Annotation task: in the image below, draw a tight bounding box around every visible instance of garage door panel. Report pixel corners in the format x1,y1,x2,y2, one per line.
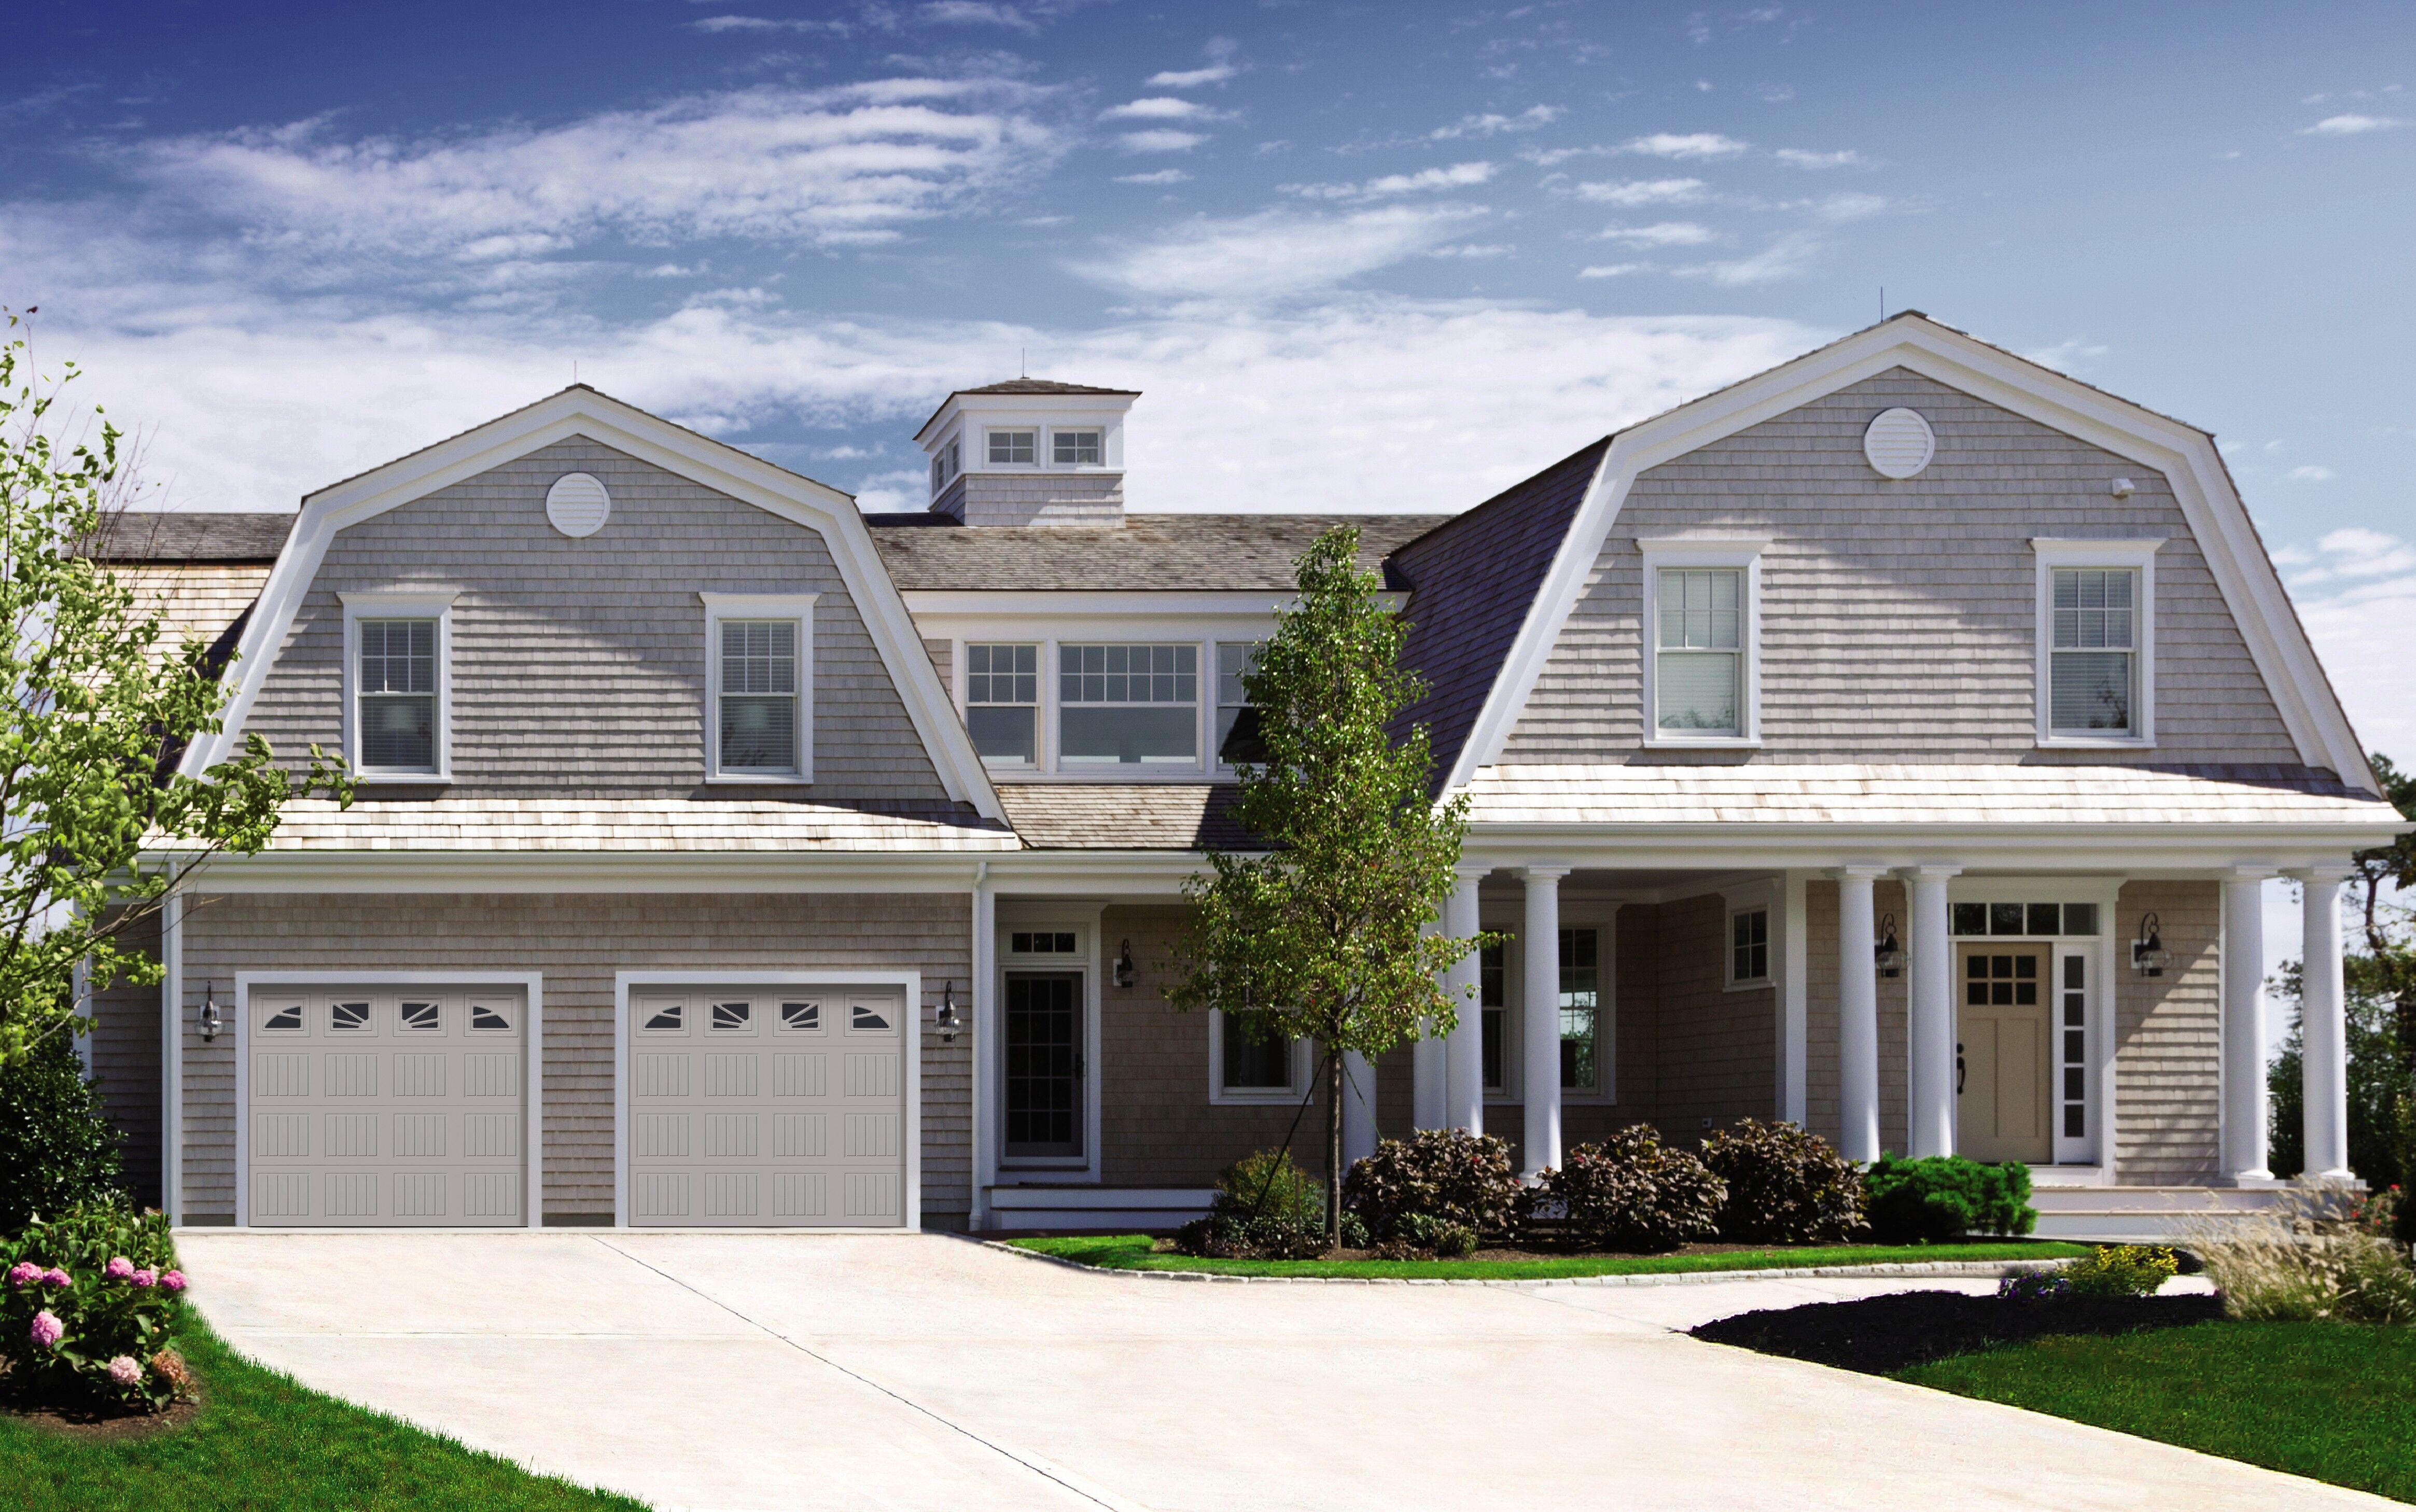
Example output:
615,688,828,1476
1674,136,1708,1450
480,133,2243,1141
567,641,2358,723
247,989,526,1228
628,986,904,1228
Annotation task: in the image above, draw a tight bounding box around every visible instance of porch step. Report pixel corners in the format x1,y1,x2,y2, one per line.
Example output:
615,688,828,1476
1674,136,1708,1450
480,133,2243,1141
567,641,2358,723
2028,1184,2286,1242
983,1185,1214,1233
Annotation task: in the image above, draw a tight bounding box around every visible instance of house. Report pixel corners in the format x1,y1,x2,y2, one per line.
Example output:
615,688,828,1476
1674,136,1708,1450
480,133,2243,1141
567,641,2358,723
87,312,2408,1239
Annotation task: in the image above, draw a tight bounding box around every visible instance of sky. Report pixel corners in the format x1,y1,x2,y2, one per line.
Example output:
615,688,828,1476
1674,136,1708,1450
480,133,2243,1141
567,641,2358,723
7,0,2408,1035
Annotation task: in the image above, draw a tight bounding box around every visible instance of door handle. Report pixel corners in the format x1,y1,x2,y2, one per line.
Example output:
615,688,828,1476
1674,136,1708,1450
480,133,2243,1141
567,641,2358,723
1956,1042,1966,1096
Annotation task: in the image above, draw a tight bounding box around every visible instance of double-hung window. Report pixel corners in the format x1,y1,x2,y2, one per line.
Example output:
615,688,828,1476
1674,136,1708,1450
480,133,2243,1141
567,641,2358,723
967,643,1040,765
1639,538,1764,745
1729,907,1770,987
1052,429,1102,466
2032,539,2158,745
343,592,453,779
1558,927,1602,1093
1215,641,1264,766
988,429,1035,465
702,594,816,781
1059,643,1198,766
1212,1007,1306,1102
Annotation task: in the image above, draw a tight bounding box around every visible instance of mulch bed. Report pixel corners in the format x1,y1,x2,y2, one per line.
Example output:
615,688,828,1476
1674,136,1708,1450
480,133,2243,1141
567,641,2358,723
1692,1291,2226,1375
1,1392,198,1442
1140,1237,2078,1264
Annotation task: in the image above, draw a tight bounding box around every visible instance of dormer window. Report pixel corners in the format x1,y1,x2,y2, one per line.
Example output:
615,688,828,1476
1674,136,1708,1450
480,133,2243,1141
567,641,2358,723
930,438,961,498
1053,429,1102,466
341,591,455,781
988,430,1036,466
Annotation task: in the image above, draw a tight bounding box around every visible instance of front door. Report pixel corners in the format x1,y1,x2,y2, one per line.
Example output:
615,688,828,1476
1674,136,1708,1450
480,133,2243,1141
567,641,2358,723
1957,947,2052,1164
1003,971,1083,1158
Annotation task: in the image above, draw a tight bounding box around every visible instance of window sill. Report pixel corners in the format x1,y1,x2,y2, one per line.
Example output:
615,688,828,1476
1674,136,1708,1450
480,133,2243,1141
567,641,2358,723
1211,1089,1312,1107
703,772,815,785
1642,735,1761,750
353,771,452,786
1724,978,1773,993
2034,735,2154,750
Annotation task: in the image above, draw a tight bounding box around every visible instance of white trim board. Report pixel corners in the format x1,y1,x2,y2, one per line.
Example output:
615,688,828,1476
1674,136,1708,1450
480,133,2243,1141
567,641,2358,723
1445,313,2379,793
180,387,1005,822
612,969,923,1231
230,971,544,1230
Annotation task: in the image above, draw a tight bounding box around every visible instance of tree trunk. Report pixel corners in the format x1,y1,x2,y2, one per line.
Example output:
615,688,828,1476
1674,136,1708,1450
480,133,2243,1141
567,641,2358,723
1326,1051,1344,1250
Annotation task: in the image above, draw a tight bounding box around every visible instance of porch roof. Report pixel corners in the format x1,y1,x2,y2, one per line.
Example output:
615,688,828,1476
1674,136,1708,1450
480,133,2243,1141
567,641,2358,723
235,796,1019,851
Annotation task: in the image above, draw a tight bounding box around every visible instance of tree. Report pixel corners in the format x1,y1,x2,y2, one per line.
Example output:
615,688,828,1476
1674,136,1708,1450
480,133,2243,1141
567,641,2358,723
2267,959,2403,1187
0,316,348,1066
2348,753,2416,1078
1167,525,1489,1247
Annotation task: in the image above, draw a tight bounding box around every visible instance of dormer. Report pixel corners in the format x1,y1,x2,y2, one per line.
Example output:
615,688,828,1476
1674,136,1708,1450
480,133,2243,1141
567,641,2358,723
913,379,1139,527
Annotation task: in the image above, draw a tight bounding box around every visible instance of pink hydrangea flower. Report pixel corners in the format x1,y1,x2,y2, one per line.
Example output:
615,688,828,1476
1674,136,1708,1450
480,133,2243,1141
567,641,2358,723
131,1268,158,1289
43,1268,69,1288
161,1270,187,1293
29,1310,63,1349
105,1355,142,1387
5,1262,36,1287
105,1256,134,1280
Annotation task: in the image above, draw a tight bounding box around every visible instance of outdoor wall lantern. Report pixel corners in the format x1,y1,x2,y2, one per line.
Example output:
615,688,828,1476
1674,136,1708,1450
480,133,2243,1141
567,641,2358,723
1874,914,1904,978
933,982,962,1043
198,983,225,1043
1113,940,1136,990
2132,913,2172,978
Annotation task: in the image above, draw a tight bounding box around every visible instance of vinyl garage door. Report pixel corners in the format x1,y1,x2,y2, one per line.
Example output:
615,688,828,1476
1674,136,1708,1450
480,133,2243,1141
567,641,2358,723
627,986,905,1227
247,986,528,1227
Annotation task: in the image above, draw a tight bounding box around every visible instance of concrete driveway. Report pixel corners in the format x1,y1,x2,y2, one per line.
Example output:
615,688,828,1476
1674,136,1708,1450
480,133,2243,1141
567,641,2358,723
180,1231,2385,1512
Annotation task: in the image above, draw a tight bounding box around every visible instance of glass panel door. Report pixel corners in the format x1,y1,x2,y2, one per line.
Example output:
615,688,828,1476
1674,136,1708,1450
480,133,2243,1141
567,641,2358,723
1003,971,1083,1158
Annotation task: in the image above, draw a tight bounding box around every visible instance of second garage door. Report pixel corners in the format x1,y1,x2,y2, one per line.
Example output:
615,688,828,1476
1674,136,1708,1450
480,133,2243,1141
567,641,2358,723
626,985,906,1227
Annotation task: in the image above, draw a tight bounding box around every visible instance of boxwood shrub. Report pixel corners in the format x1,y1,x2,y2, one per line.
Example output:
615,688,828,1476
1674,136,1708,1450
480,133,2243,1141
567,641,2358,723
0,1031,129,1234
1341,1129,1522,1240
1700,1119,1866,1243
1863,1154,2035,1243
1537,1125,1726,1253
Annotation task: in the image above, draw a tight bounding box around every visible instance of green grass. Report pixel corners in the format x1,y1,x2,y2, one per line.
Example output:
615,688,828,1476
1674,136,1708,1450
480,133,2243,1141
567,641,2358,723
1,1318,649,1512
1902,1321,2416,1503
1010,1233,2090,1280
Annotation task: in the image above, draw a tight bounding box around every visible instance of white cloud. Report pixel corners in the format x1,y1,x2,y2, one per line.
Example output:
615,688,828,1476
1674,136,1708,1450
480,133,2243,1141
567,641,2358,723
1573,177,1705,206
1679,230,1822,286
1775,147,1865,169
1099,97,1219,121
690,15,850,34
2289,465,2336,481
1280,161,1495,202
1113,168,1191,185
2301,114,2404,136
1620,132,1750,160
1811,191,1887,221
2282,528,2416,756
919,1,1038,32
1068,204,1487,299
1430,106,1562,140
1595,221,1717,247
1118,129,1206,153
2023,338,2109,371
1578,263,1648,278
1428,242,1513,259
1148,64,1238,88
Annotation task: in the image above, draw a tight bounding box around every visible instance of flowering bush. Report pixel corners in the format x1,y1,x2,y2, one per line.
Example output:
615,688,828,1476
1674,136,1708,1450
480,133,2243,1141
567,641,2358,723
1996,1271,2072,1303
2064,1244,2180,1298
0,1206,187,1412
1341,1130,1523,1241
1535,1125,1727,1252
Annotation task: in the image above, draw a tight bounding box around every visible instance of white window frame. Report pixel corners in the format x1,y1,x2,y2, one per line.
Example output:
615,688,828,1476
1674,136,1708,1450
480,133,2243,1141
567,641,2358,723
700,592,818,783
339,591,457,783
1725,905,1773,990
965,641,1043,770
1053,640,1205,771
930,430,962,499
1213,639,1262,776
985,427,1038,467
1479,922,1521,1104
1637,537,1767,749
1206,1008,1317,1105
1555,915,1616,1104
2031,538,2161,749
1050,427,1105,468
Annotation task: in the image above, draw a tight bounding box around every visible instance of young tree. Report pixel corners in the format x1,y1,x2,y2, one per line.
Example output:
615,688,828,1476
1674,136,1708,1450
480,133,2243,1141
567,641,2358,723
0,316,348,1067
1167,525,1489,1247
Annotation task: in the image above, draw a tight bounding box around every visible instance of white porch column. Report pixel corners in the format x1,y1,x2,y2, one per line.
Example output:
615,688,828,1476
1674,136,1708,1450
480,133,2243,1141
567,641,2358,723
1444,862,1489,1135
1342,1049,1378,1170
1833,866,1885,1164
1904,865,1961,1159
969,869,998,1229
1413,917,1445,1129
2221,868,2273,1183
1520,866,1570,1177
2294,866,2354,1181
160,876,183,1226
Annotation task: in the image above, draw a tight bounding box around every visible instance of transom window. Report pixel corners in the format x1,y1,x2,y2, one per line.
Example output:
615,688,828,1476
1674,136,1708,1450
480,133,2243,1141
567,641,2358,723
988,429,1036,465
358,619,437,772
967,643,1039,765
719,620,799,774
1951,902,2101,937
1059,643,1198,765
1011,931,1078,955
1729,908,1770,986
1053,429,1102,466
2050,568,2137,735
1655,568,1742,734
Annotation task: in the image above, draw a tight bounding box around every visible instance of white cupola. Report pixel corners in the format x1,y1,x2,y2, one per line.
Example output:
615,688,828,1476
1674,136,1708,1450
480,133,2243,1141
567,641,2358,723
912,379,1139,527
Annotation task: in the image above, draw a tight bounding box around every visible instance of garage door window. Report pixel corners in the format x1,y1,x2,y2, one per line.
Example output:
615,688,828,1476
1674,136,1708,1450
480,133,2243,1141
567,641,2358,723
261,1001,304,1033
400,1001,441,1033
470,1001,513,1033
850,1002,892,1032
780,1000,822,1032
641,1001,682,1032
711,1000,754,1032
331,1000,372,1033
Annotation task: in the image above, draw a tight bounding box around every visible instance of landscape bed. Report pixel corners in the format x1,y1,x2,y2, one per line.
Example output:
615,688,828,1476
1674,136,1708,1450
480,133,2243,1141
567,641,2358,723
1008,1234,2091,1280
0,1318,645,1512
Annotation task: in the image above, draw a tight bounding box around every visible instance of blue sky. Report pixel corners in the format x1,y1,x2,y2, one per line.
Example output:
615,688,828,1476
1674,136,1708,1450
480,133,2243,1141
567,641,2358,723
7,0,2412,756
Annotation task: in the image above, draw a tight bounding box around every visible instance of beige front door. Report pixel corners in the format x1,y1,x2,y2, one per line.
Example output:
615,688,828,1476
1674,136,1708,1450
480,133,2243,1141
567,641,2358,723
1957,947,2051,1164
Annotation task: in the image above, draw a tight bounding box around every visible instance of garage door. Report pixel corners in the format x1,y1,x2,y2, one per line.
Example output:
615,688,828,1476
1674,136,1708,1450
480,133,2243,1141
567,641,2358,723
627,986,905,1227
247,987,527,1227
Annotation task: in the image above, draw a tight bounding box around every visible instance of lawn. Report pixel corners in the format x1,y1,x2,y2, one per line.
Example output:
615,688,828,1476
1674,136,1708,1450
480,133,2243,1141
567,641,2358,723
1902,1321,2416,1504
1010,1233,2090,1280
1,1318,649,1512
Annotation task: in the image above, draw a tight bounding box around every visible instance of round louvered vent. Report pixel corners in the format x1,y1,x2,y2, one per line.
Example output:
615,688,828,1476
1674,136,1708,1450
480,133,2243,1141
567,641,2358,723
1862,408,1936,479
545,472,611,537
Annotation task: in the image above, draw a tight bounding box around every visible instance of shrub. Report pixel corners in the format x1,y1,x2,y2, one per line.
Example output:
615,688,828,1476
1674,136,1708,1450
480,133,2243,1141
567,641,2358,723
1209,1147,1324,1228
1863,1155,2035,1243
1700,1119,1865,1243
1537,1125,1726,1253
0,1032,129,1234
2195,1183,2416,1324
2064,1244,2180,1298
1337,1210,1370,1250
1433,1222,1478,1259
1342,1130,1522,1240
1996,1271,2072,1303
1171,1211,1326,1261
0,1205,186,1412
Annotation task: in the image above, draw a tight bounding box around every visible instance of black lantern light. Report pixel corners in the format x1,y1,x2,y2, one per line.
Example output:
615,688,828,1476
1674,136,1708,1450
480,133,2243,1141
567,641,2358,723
198,981,225,1043
2132,912,2172,977
1113,939,1136,989
933,981,962,1042
1874,913,1904,978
